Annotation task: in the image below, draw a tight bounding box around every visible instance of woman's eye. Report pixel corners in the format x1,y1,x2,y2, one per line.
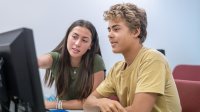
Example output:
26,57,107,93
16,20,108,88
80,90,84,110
82,39,88,43
73,36,78,39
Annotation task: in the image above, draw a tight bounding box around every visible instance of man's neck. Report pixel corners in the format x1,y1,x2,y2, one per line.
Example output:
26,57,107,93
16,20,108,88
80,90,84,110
123,44,143,66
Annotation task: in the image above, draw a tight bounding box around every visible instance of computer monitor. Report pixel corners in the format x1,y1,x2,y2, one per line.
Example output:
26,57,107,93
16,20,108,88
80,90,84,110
0,28,45,112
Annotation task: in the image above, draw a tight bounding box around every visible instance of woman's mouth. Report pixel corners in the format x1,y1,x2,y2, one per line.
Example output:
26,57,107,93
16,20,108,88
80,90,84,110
72,48,80,53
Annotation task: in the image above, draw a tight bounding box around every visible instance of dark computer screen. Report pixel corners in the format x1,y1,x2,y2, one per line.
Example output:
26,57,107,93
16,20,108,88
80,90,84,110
0,28,45,112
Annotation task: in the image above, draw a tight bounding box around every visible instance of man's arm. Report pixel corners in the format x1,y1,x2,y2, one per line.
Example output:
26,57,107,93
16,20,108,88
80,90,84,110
83,90,126,112
83,91,102,112
125,92,158,112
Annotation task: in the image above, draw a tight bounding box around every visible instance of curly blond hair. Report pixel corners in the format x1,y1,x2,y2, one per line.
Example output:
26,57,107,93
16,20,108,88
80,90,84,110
104,3,147,43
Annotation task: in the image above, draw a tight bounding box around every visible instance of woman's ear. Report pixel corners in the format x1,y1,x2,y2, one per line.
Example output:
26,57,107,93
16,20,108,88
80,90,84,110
88,43,92,50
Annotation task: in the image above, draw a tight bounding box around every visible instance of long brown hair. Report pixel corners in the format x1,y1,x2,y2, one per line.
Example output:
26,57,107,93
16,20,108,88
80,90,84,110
44,20,102,100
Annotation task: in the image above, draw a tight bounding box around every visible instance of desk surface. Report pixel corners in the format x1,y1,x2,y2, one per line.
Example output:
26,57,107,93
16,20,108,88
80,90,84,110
49,109,83,112
67,110,83,112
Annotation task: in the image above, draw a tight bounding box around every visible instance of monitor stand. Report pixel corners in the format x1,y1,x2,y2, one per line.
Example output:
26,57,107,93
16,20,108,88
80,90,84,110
0,57,32,112
0,57,10,112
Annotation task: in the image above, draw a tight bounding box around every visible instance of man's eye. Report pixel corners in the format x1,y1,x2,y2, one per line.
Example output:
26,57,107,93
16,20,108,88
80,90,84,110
114,28,119,31
108,28,111,32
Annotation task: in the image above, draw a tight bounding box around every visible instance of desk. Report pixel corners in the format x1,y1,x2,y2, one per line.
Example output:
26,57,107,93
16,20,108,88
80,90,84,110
67,110,83,112
49,109,83,112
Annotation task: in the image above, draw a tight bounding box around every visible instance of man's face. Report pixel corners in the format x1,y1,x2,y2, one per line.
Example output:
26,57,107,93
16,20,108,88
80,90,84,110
107,19,137,54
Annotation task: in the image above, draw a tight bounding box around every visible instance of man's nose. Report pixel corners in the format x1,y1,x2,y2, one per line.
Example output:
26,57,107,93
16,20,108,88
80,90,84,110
108,31,114,39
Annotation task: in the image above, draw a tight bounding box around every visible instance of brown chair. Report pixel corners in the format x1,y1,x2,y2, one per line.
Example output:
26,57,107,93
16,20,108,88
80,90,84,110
173,64,200,81
175,79,200,112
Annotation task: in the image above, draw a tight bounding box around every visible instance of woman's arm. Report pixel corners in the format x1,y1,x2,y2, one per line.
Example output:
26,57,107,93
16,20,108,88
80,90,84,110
93,71,105,91
45,71,105,110
45,100,83,110
37,54,53,69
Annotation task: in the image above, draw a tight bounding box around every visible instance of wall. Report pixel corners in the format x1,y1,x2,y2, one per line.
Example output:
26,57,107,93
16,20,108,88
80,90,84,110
0,0,199,96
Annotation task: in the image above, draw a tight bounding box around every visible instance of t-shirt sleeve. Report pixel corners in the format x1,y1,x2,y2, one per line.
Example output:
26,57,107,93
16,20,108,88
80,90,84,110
135,59,166,95
96,67,116,97
49,52,60,75
93,54,106,73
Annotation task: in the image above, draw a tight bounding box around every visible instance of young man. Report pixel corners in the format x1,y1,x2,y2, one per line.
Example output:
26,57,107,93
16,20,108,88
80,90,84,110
83,3,181,112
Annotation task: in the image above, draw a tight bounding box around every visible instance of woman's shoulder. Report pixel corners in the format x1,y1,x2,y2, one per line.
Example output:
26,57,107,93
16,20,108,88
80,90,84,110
49,52,61,60
49,52,60,70
49,51,60,57
93,54,106,72
94,54,103,60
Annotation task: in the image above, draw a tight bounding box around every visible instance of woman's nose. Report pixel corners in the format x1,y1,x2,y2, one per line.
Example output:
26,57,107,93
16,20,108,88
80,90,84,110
75,39,81,47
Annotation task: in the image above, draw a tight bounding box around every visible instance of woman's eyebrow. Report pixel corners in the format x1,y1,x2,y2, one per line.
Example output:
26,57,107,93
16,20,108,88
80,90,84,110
72,32,79,36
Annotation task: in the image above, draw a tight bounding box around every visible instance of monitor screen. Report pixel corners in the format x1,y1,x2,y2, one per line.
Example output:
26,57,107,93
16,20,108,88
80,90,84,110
0,28,45,112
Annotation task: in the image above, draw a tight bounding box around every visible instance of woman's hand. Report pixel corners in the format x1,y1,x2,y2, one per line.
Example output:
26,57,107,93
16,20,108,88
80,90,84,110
44,100,56,109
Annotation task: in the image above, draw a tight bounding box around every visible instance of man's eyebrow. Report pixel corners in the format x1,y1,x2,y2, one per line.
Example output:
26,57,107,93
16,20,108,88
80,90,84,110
107,25,120,30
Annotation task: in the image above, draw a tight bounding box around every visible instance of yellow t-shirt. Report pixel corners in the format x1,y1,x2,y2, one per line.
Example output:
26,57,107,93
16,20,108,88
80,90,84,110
96,47,181,112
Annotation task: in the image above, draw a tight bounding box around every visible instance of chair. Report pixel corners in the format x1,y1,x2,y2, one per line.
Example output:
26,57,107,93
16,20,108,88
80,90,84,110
157,49,165,55
108,95,119,101
173,65,200,81
175,79,200,112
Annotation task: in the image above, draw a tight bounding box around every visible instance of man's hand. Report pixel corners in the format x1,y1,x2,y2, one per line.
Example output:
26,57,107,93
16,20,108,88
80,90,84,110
97,98,126,112
84,90,126,112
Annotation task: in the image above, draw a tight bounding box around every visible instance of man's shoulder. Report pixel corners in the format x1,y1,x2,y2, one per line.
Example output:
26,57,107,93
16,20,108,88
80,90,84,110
140,47,166,61
114,61,124,66
112,61,125,70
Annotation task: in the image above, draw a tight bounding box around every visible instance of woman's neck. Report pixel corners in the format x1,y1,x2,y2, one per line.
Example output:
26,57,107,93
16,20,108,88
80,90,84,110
70,57,81,67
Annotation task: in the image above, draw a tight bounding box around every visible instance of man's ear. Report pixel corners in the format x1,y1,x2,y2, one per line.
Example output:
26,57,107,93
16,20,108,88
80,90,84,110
133,28,141,38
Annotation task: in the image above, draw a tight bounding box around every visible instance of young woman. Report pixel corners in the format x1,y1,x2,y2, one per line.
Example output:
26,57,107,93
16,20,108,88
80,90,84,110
38,20,105,110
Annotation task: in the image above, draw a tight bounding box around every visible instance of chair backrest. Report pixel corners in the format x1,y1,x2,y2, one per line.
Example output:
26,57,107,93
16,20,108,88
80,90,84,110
108,95,119,101
157,49,165,55
175,79,200,112
173,65,200,81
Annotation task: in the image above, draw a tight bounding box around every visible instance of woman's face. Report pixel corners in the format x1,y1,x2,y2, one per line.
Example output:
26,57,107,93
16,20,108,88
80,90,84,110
67,26,92,59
